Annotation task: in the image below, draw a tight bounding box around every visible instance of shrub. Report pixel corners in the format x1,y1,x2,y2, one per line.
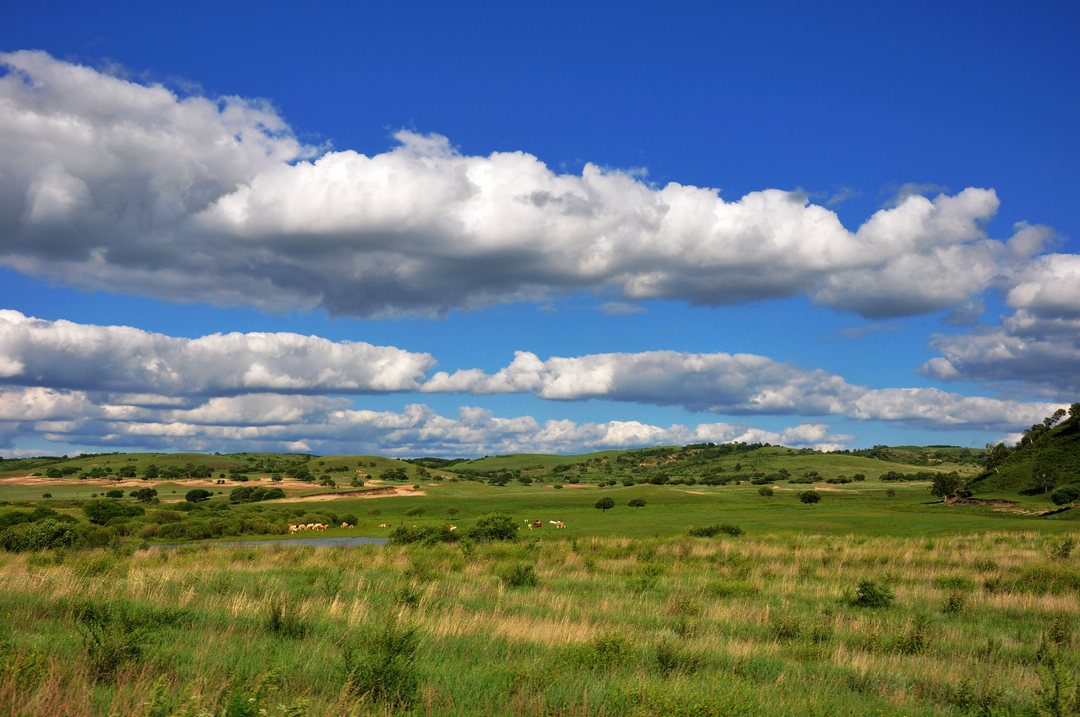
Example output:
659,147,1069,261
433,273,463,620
265,598,306,639
344,615,422,709
467,513,517,541
404,506,424,517
388,525,458,545
75,600,150,683
942,591,966,615
687,523,744,537
105,489,124,499
573,633,633,669
628,498,646,507
595,497,615,512
498,563,538,588
1050,538,1076,561
758,486,774,497
1050,486,1079,506
654,638,703,675
799,491,821,504
82,499,143,525
849,579,894,608
894,614,931,654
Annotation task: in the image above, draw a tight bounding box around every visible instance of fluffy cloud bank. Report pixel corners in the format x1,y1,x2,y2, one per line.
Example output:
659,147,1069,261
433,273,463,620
0,386,851,455
1,312,1059,433
0,310,433,396
921,310,1080,396
0,311,1062,456
1,51,1069,319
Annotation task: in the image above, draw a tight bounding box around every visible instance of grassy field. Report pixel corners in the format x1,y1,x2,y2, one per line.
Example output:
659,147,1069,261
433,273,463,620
1,529,1077,715
1,446,1077,714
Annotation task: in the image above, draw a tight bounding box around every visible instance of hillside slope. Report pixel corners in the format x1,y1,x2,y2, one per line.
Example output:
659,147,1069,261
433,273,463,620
968,404,1080,500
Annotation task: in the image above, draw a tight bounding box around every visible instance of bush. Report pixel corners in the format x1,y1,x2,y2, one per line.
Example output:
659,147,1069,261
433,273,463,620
687,523,744,537
799,491,821,504
498,563,538,588
105,489,124,499
628,498,646,507
849,579,894,608
573,633,633,669
82,499,143,526
595,497,615,512
467,513,517,541
388,525,457,545
344,615,422,709
1050,486,1079,506
758,486,774,497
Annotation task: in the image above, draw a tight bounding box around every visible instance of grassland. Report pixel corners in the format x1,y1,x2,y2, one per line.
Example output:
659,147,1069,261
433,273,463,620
0,445,1077,714
1,529,1078,715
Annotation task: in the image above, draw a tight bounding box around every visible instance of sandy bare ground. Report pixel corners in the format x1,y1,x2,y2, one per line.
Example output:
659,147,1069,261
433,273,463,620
0,475,381,494
278,486,425,502
770,485,860,493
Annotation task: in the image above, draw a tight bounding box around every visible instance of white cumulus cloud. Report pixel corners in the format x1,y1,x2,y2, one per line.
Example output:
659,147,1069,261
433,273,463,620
1,52,1070,320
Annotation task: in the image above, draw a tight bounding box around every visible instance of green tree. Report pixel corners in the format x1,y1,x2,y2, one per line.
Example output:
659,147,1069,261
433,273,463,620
130,488,158,503
1032,463,1057,494
930,473,962,499
595,497,615,512
799,491,821,504
185,489,212,503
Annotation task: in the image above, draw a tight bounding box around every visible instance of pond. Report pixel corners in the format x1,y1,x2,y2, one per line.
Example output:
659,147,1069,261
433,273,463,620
149,536,388,549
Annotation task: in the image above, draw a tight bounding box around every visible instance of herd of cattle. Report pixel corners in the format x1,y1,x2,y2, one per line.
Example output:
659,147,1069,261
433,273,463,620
288,522,355,533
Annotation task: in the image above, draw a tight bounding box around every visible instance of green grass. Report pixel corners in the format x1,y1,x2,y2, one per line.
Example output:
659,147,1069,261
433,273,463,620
1,529,1077,715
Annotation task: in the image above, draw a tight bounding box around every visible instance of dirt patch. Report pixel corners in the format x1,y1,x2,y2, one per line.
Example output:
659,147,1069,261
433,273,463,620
278,486,425,502
946,497,1018,507
772,485,860,493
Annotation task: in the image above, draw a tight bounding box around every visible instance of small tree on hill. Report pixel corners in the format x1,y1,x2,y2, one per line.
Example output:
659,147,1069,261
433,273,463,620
1032,463,1057,494
595,497,615,512
799,491,820,504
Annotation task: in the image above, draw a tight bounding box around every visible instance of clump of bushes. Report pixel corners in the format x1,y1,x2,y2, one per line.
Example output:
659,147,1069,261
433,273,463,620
687,523,743,538
628,498,646,507
388,525,458,546
228,486,285,503
799,491,821,504
467,513,517,541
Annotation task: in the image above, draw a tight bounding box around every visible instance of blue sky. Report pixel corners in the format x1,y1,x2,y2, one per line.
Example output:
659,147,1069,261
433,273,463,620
0,1,1076,457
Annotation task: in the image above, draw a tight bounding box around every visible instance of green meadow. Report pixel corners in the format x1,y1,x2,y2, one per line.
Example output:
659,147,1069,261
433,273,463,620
0,444,1077,714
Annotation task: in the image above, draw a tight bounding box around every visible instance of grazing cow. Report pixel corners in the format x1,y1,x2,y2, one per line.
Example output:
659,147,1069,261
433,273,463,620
379,523,390,528
315,523,327,531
